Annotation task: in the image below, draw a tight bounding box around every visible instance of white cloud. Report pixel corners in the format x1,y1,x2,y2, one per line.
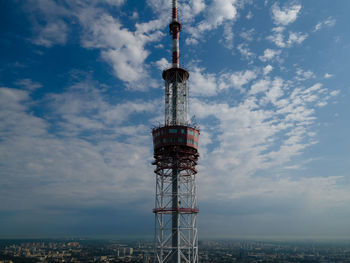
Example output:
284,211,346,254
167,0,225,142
154,43,164,49
186,37,199,45
2,77,343,220
0,82,157,214
263,65,273,75
240,28,255,42
32,20,68,47
103,101,157,125
330,90,340,97
324,73,333,79
191,0,206,14
296,69,315,81
26,0,71,47
11,0,350,237
14,79,42,91
190,67,218,96
271,3,302,26
103,0,125,6
189,67,258,96
220,23,234,49
259,48,281,62
0,88,31,116
186,0,239,42
267,28,308,48
314,17,336,32
26,0,164,90
190,75,341,210
207,0,238,28
220,70,257,92
146,0,170,19
28,0,129,47
48,81,158,129
131,11,139,20
181,0,206,22
267,27,285,47
246,10,253,20
237,43,255,61
286,31,308,46
155,58,170,70
248,78,273,95
78,10,163,90
101,48,148,85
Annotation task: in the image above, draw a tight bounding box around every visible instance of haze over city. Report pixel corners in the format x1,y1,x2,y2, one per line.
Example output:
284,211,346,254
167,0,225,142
1,0,350,241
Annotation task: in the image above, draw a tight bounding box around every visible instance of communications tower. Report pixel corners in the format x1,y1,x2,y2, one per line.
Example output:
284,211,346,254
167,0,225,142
152,0,200,262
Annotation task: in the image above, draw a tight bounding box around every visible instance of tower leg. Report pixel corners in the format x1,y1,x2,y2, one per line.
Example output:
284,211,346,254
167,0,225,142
171,166,180,263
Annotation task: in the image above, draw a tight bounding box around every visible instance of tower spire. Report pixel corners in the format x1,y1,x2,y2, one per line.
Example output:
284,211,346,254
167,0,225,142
170,0,181,68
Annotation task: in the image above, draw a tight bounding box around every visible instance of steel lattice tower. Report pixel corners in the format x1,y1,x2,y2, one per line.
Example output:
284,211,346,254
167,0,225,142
152,1,199,262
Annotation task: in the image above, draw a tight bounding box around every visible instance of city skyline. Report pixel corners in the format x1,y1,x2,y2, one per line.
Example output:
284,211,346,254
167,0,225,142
1,0,350,239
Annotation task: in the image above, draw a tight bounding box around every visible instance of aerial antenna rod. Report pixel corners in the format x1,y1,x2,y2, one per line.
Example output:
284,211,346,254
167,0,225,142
170,0,181,68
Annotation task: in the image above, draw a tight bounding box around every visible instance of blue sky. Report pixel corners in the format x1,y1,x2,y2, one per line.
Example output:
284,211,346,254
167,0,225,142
1,0,350,239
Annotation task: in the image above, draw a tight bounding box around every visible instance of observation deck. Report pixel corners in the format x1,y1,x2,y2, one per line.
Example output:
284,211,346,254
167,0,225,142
152,125,199,150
